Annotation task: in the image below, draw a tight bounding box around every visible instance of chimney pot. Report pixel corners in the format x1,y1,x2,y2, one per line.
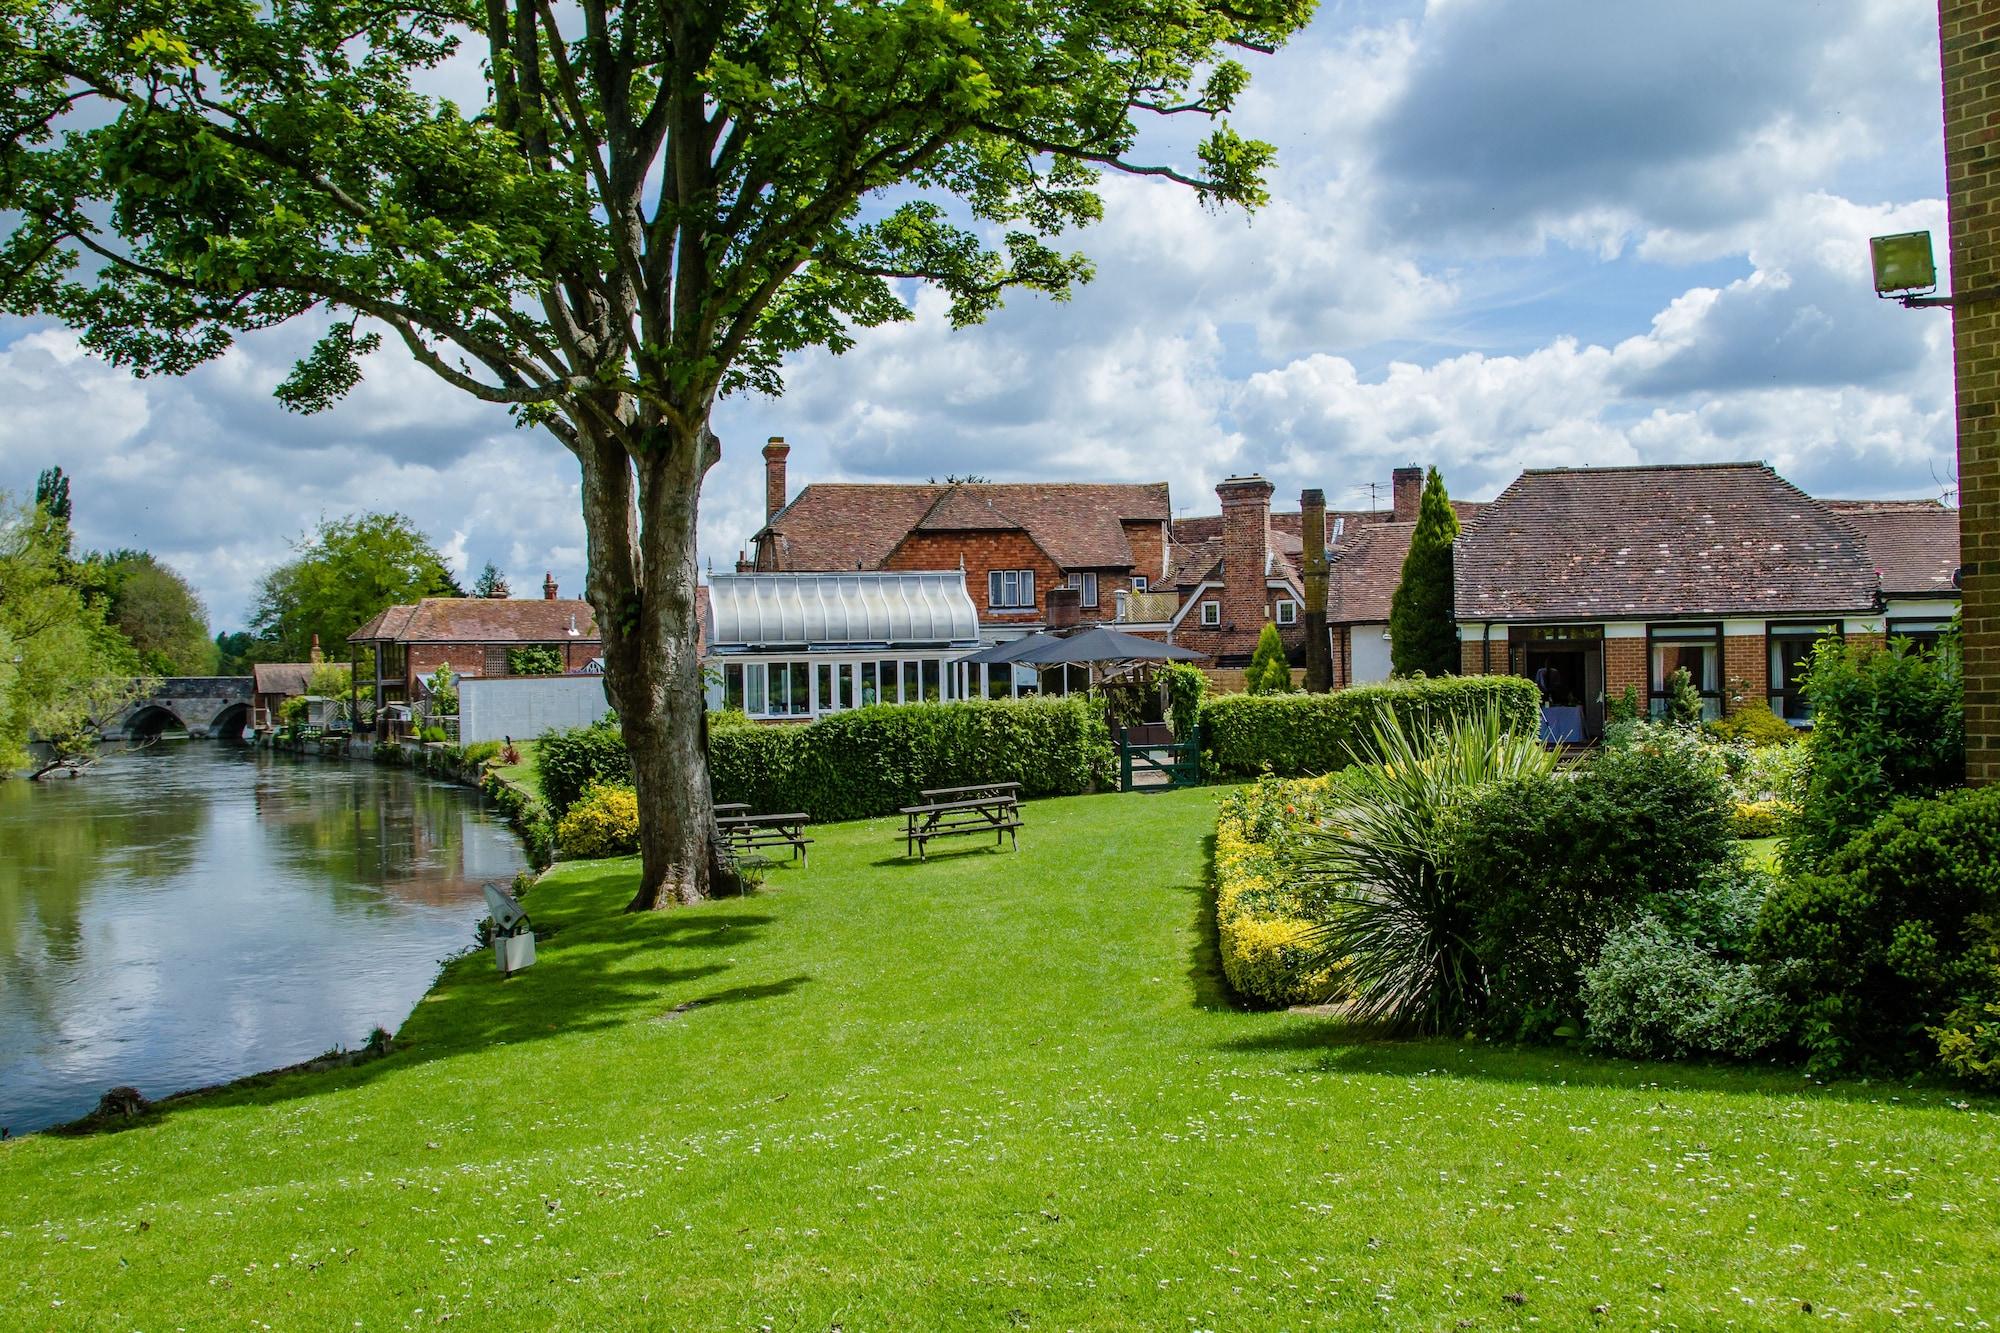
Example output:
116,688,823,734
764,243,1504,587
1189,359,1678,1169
1392,466,1425,522
1045,586,1082,629
543,571,558,600
763,436,791,522
734,549,753,575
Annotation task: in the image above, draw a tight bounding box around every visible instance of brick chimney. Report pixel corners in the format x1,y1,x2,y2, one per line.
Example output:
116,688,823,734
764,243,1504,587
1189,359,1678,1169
1217,474,1275,639
734,549,753,574
763,436,790,521
1392,465,1424,522
309,633,323,665
1045,585,1082,629
1300,488,1331,691
543,571,558,600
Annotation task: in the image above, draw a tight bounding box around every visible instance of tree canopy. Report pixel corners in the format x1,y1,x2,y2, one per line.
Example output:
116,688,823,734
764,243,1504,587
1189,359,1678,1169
0,0,1314,903
1389,467,1459,678
471,562,511,599
85,550,217,675
250,512,459,660
0,496,148,768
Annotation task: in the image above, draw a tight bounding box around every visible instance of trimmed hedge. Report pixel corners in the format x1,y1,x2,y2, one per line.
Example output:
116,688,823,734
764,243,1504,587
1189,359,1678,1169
1211,776,1347,1008
708,697,1112,822
1201,675,1541,777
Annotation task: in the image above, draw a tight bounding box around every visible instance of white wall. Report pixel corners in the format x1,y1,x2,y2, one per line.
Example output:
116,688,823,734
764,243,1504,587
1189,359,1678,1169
459,675,612,744
1351,622,1394,684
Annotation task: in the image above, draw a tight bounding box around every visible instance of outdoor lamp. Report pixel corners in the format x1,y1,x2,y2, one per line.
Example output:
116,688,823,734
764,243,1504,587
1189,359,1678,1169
1870,231,1937,296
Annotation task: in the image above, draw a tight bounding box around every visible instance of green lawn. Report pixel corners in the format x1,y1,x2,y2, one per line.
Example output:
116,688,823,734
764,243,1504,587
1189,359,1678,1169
4,788,1996,1329
487,737,539,793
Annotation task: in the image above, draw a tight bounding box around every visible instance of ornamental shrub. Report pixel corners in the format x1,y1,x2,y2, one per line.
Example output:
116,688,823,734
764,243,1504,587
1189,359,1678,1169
1581,916,1793,1061
1211,775,1350,1007
1387,466,1459,677
555,782,640,858
1162,662,1207,739
1933,993,2000,1091
1665,666,1704,728
1201,675,1538,777
1754,785,2000,1076
1455,733,1736,1040
1705,700,1797,748
508,644,564,676
536,716,631,816
1605,685,1642,726
1730,799,1784,839
1782,636,1962,874
1246,623,1292,695
460,739,502,766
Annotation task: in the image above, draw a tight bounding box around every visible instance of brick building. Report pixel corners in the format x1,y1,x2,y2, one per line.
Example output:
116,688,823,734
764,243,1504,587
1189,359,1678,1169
1451,463,1954,740
348,573,601,733
1940,0,1998,783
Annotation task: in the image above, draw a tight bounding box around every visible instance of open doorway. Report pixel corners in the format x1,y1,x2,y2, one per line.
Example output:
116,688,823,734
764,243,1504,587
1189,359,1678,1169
1508,627,1606,741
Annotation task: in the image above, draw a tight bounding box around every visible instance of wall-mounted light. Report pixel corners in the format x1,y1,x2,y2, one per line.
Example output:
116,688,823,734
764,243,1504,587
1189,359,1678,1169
1870,229,1999,309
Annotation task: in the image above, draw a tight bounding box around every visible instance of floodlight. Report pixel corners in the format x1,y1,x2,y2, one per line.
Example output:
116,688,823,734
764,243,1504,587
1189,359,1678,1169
1870,231,1937,297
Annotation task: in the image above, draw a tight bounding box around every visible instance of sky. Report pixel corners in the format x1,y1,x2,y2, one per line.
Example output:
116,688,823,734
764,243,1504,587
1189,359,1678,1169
0,0,1959,631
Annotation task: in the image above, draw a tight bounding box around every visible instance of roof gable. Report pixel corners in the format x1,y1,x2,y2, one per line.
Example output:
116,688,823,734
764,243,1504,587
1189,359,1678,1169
1455,463,1880,621
1827,501,1962,598
349,598,601,644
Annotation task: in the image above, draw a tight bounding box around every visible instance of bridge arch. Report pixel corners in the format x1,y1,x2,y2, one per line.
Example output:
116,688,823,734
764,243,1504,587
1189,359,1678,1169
124,704,189,740
210,701,251,743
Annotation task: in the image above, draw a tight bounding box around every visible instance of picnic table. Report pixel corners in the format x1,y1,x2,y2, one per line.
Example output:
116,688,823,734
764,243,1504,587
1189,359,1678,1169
718,809,812,865
899,782,1022,860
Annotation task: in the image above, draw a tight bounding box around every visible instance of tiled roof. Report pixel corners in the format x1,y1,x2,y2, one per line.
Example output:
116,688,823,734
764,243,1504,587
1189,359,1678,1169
761,482,1169,572
1166,539,1221,588
251,663,316,696
348,598,601,644
1826,501,1962,598
1326,521,1416,624
1454,463,1881,621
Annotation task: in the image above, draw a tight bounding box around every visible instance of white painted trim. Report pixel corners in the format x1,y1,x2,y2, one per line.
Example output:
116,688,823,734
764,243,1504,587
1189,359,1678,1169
1884,597,1959,619
1604,623,1645,639
1167,581,1223,630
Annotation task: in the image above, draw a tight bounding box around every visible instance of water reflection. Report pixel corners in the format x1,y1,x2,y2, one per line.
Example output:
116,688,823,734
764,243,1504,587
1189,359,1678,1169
0,746,525,1134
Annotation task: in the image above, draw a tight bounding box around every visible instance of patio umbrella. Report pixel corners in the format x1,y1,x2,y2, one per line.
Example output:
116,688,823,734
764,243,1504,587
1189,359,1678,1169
1006,625,1207,665
955,631,1062,666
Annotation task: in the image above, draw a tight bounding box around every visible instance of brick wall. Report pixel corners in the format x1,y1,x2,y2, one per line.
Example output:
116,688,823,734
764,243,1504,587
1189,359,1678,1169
1943,0,2000,783
406,640,600,693
1605,637,1647,707
1725,635,1769,716
1123,520,1169,585
883,530,1065,620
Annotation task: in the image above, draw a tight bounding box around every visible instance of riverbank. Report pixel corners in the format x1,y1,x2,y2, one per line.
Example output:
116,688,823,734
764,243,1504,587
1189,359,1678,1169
4,786,1996,1328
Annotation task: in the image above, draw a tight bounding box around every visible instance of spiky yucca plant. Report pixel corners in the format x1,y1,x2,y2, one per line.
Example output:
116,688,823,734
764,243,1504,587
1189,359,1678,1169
1291,704,1559,1033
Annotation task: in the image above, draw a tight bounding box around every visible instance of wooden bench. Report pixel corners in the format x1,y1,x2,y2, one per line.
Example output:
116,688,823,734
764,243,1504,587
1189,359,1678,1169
899,788,1021,860
718,811,813,865
919,781,1022,805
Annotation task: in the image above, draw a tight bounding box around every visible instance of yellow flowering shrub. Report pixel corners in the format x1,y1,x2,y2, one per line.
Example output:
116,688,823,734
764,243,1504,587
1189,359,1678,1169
555,782,640,859
1213,776,1348,1007
1730,799,1786,839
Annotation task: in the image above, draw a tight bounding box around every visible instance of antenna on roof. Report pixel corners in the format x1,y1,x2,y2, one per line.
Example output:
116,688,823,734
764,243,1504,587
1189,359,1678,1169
1349,481,1387,512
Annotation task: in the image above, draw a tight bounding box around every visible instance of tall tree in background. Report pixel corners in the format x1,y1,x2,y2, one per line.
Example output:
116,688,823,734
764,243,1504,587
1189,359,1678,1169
1,0,1311,907
0,496,146,769
1389,468,1460,678
32,466,70,560
472,563,512,599
87,550,216,675
250,513,458,661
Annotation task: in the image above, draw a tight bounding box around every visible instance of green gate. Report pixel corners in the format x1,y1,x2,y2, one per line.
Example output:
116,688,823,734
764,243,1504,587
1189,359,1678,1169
1119,727,1200,791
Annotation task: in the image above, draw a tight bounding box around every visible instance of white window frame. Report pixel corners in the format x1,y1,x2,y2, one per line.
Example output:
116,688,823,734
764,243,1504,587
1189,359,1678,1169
988,568,1036,609
1275,599,1298,626
1066,571,1099,608
1133,575,1148,593
1200,601,1221,627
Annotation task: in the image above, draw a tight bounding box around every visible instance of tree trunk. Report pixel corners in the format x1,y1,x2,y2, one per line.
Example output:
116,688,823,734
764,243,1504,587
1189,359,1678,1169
574,415,737,910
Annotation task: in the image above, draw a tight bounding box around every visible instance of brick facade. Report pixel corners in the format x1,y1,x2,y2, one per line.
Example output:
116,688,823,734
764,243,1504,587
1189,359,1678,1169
405,640,596,694
1123,519,1170,586
883,530,1079,622
1604,636,1647,707
1942,0,1999,783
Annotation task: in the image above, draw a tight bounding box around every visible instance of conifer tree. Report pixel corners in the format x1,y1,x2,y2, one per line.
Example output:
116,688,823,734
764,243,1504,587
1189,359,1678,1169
1389,468,1461,677
1247,622,1292,694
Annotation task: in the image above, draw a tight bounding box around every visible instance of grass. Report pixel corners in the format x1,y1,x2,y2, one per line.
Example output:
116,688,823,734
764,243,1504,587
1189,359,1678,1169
487,738,539,793
3,788,1996,1329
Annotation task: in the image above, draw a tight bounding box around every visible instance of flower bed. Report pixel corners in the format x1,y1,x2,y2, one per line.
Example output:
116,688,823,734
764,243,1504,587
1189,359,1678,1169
1212,776,1348,1008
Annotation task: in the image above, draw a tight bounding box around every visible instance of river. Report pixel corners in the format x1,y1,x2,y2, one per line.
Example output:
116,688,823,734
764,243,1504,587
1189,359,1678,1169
0,745,526,1135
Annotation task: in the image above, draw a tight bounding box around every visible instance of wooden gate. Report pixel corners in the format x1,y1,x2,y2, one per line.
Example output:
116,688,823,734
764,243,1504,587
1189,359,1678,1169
1119,726,1199,791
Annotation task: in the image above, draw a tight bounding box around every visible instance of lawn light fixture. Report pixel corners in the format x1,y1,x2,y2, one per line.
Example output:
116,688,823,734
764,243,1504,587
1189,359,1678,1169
484,881,537,975
1870,229,2000,308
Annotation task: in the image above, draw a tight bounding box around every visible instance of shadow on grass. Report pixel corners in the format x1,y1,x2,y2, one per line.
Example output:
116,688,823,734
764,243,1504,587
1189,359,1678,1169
1217,1022,1992,1108
53,860,804,1136
1183,833,1237,1013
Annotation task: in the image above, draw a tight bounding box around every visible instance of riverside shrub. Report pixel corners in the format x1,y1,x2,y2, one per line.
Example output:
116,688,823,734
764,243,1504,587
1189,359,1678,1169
1755,785,2000,1076
537,717,632,817
1201,675,1538,777
1211,775,1347,1007
555,782,640,858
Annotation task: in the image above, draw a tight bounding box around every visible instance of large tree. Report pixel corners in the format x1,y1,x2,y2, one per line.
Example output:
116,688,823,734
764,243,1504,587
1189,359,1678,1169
250,512,459,660
1,0,1312,907
86,549,218,675
1388,466,1459,678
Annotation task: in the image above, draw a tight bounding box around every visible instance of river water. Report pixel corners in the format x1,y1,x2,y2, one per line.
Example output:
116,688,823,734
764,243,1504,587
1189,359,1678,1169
0,745,526,1135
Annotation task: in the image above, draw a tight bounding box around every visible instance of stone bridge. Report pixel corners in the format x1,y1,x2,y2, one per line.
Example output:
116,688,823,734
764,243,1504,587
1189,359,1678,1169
103,677,254,741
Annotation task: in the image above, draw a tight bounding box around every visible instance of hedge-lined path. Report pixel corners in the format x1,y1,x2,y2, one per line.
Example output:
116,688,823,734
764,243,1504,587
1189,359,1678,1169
3,788,1997,1329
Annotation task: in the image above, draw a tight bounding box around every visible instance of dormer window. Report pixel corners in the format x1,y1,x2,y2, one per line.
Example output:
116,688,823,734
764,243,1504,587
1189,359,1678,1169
1275,599,1298,626
1200,601,1221,627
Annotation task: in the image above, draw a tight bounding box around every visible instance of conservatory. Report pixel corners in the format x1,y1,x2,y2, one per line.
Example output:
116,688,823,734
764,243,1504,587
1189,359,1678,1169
705,570,1035,720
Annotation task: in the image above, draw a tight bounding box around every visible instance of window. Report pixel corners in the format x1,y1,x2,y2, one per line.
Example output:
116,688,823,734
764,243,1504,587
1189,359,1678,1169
1275,599,1298,626
724,663,746,712
745,662,767,715
1133,575,1148,593
1200,601,1220,627
816,663,834,713
988,569,1036,609
1887,618,1953,653
1066,571,1098,607
1647,623,1722,721
1768,622,1842,724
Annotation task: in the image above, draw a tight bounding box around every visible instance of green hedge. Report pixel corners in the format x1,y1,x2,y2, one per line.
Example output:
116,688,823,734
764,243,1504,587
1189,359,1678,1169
540,697,1114,825
708,697,1113,822
1201,676,1542,776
